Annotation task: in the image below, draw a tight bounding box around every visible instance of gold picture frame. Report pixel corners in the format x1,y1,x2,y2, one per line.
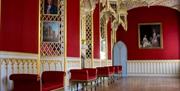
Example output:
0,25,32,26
43,0,59,15
138,23,163,49
42,21,61,42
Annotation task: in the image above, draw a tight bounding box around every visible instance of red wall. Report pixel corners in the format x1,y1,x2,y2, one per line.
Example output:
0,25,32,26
93,3,100,59
1,0,38,53
116,6,180,60
67,0,80,57
108,20,112,59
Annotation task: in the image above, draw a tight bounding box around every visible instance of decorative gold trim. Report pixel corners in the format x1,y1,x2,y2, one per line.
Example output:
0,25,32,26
138,22,163,49
105,20,108,66
63,0,67,86
80,0,82,69
38,0,41,75
91,11,94,68
64,0,67,72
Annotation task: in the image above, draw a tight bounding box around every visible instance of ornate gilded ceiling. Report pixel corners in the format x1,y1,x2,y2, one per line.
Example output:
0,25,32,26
109,0,180,11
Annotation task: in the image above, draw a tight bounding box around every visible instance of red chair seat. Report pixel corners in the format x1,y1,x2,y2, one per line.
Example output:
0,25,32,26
97,67,114,77
42,83,63,91
70,68,97,90
97,66,115,85
108,66,115,75
114,65,122,74
70,68,97,81
42,71,65,91
10,74,40,91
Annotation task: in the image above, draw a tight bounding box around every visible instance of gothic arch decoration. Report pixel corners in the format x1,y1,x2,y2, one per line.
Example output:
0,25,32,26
100,15,108,62
80,0,97,68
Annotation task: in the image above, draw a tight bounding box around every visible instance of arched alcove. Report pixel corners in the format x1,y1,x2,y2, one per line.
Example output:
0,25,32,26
113,41,127,77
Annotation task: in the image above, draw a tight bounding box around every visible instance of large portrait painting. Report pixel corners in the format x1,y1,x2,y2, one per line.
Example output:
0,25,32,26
42,21,60,42
138,23,163,49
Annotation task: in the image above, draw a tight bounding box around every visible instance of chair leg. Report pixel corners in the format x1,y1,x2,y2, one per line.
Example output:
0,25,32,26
86,82,88,91
82,83,85,91
76,83,79,91
70,82,75,91
94,81,97,91
91,82,93,91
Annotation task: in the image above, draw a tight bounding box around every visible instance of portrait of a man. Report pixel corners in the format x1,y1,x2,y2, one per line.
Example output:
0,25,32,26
44,0,58,14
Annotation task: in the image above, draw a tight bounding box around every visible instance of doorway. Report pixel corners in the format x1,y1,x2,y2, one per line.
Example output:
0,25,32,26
113,41,127,77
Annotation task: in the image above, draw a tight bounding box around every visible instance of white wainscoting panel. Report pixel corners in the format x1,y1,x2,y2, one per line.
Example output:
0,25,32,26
66,57,80,86
0,51,38,91
67,57,81,70
101,60,107,67
108,60,112,66
41,56,64,72
127,60,180,76
93,59,100,67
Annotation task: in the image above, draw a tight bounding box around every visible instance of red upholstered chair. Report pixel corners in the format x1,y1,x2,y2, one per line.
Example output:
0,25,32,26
10,74,40,91
83,68,97,80
97,66,114,77
70,68,97,90
114,65,122,74
97,66,114,85
108,66,115,75
113,65,122,79
42,71,65,91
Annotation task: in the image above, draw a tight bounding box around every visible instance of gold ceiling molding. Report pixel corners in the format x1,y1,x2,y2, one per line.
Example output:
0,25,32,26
81,0,180,32
100,0,129,31
109,0,180,11
100,0,179,31
80,0,98,16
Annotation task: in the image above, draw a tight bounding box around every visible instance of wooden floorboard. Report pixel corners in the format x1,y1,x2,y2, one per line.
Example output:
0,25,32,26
67,77,180,91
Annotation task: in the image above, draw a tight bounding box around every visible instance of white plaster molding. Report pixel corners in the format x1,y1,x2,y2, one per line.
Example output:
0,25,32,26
94,59,100,61
67,57,80,61
41,56,64,61
0,51,38,59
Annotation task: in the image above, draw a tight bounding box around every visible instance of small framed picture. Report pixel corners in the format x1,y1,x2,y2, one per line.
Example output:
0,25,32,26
42,21,60,42
138,23,163,49
43,0,58,15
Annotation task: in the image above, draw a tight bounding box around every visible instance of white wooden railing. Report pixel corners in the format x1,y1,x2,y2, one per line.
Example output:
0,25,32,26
127,60,180,76
0,51,64,91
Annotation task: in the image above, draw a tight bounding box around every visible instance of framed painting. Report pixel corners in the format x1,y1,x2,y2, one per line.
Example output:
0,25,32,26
138,23,163,49
43,0,58,15
42,21,60,42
